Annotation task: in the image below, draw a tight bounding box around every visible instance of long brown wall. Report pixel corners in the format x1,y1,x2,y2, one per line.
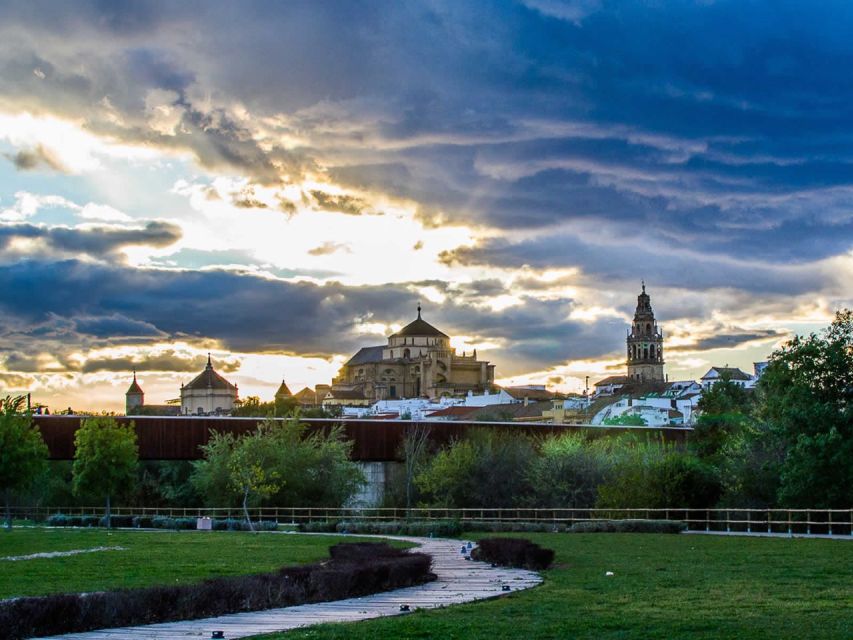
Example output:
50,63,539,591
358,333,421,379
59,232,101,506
32,415,691,462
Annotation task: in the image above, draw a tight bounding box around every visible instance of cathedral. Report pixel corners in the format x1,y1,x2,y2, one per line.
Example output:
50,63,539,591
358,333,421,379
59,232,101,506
332,305,495,402
626,282,665,383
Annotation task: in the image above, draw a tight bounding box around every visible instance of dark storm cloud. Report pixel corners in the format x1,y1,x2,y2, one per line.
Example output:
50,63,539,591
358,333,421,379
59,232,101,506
81,352,239,374
0,221,182,257
441,234,830,296
4,145,66,172
0,0,850,347
0,259,621,373
667,330,785,354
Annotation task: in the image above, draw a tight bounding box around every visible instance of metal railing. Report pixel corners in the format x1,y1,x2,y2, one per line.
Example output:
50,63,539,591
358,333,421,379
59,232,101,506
8,506,852,536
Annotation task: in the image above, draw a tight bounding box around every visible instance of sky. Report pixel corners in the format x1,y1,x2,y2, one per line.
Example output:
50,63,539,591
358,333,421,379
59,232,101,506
0,0,851,412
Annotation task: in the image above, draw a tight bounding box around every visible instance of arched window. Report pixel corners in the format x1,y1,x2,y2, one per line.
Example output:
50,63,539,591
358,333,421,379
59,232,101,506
650,344,655,358
646,323,651,334
403,348,411,359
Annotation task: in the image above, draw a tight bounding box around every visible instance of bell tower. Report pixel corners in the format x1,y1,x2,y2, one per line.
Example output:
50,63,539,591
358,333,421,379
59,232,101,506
626,282,665,383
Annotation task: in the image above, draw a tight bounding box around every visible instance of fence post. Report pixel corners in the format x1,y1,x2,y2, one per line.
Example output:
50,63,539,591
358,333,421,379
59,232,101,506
706,509,710,532
807,509,811,535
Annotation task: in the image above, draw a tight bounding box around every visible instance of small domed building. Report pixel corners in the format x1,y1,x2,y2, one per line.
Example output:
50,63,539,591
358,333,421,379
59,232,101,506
331,305,494,402
180,354,238,415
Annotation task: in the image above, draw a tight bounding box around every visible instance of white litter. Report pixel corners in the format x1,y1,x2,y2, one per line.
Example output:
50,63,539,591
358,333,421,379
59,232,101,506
605,571,614,576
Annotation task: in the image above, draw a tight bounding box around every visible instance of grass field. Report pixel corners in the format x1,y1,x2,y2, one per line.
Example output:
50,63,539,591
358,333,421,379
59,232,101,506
255,533,853,640
0,529,394,599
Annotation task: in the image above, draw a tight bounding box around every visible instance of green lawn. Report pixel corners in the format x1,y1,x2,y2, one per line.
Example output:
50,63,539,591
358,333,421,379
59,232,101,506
0,529,394,599
255,533,853,640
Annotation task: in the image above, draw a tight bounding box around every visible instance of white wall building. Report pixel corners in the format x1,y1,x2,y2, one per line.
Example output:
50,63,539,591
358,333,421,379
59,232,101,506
180,355,238,415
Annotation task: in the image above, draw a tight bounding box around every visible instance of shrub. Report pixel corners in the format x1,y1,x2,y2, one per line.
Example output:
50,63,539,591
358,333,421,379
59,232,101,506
471,537,554,570
461,520,563,533
0,543,433,640
46,513,69,527
333,520,462,537
80,515,99,528
98,515,135,528
151,516,176,529
298,520,339,533
567,519,685,534
132,515,153,528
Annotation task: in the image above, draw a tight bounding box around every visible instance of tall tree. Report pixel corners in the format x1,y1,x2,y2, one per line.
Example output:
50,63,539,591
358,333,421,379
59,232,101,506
402,424,431,515
0,396,48,531
692,373,753,461
72,417,139,527
757,309,853,507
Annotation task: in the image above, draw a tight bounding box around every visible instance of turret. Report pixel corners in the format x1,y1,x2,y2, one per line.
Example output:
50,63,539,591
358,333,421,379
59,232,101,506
125,371,144,414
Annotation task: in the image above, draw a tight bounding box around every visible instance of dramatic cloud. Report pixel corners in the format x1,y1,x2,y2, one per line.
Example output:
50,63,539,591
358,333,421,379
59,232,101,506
4,144,66,172
0,221,182,258
0,0,850,407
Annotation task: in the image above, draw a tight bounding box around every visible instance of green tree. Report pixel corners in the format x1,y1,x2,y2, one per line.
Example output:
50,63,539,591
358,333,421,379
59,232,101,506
692,373,753,461
229,427,283,530
597,440,721,509
191,419,363,512
526,433,613,508
756,309,853,508
72,417,139,527
416,429,535,508
0,396,48,530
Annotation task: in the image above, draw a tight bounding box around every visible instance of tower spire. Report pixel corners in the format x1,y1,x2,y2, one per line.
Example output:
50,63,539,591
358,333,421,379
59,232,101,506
417,302,422,319
641,279,645,293
207,352,212,367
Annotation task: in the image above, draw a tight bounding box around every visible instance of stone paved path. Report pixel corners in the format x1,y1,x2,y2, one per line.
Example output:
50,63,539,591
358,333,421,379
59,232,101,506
40,535,542,640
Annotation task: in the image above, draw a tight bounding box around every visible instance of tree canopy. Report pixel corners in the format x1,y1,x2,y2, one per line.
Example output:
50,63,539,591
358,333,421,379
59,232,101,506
72,417,139,525
756,309,853,508
0,395,48,530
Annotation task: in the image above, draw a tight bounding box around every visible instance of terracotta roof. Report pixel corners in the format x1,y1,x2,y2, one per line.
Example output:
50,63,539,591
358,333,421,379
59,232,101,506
327,388,367,400
391,306,448,338
425,406,480,418
345,345,385,366
275,380,292,398
294,387,317,404
594,375,633,387
504,387,555,401
184,356,237,391
703,367,752,381
126,372,143,395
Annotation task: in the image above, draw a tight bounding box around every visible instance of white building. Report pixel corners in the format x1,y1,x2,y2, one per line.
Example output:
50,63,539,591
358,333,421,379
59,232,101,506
700,366,755,390
181,355,238,415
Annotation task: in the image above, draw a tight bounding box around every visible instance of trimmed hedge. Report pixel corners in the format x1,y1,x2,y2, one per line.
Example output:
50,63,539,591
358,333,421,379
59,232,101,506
46,514,279,532
567,519,686,534
461,520,562,533
471,537,555,570
296,520,462,537
1,543,433,640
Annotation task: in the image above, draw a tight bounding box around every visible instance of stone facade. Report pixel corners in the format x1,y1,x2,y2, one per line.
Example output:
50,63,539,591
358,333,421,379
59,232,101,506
180,355,238,415
333,306,495,402
626,283,665,383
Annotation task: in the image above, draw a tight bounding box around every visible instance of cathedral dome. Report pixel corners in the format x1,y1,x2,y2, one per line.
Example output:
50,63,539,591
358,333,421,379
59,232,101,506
391,305,448,338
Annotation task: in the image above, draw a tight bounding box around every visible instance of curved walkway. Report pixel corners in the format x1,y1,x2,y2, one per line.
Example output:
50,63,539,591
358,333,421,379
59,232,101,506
41,535,543,640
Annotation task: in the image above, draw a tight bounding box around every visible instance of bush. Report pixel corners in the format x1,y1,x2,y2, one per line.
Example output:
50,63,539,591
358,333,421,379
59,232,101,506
298,520,339,533
471,537,554,570
98,515,135,528
210,518,278,531
0,543,433,640
132,515,153,529
80,515,99,528
150,516,176,529
333,520,462,537
461,520,563,533
567,519,685,534
46,513,70,527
